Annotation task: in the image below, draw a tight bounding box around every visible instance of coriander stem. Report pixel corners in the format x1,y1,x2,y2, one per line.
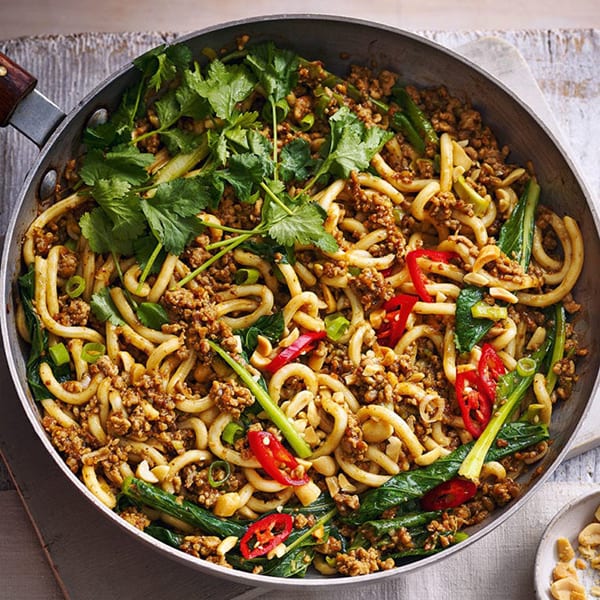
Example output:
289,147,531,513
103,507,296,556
177,232,253,288
137,241,164,292
197,220,256,235
271,101,279,183
260,182,293,215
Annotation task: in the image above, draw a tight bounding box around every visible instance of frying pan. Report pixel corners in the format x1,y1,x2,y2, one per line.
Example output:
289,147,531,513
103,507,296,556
0,15,598,590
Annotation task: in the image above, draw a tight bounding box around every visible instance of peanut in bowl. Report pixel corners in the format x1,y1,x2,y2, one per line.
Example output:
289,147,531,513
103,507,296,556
535,490,600,600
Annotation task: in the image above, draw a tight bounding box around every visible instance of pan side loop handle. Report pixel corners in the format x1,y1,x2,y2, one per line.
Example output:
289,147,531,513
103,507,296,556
0,52,65,147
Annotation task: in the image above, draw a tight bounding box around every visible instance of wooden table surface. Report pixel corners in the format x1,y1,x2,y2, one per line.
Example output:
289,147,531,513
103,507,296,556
0,27,599,600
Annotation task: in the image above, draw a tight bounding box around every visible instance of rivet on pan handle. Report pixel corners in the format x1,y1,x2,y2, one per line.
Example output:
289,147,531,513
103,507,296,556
0,52,65,147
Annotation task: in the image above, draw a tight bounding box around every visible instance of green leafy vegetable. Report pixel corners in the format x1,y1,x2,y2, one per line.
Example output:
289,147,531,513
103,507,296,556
280,138,317,182
141,177,213,254
245,41,299,103
133,43,193,92
90,287,125,326
18,268,71,400
350,421,549,524
121,476,247,538
497,179,541,269
136,302,169,330
458,333,553,481
455,178,541,353
235,311,285,355
262,189,338,253
90,179,146,240
79,207,135,256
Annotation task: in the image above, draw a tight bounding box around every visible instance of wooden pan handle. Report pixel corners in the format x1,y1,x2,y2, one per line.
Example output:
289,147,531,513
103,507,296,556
0,53,37,126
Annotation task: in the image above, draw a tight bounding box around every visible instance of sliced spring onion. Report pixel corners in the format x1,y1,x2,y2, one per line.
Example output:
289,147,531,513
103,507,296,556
208,460,231,488
235,268,260,285
65,275,86,298
222,421,245,445
516,357,537,377
324,313,350,342
64,238,78,251
471,301,508,321
49,342,70,366
81,342,106,364
298,113,315,131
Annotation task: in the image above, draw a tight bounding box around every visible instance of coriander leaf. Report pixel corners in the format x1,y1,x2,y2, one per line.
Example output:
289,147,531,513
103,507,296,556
133,43,192,91
191,60,255,121
160,129,206,155
222,153,269,202
83,86,141,150
247,130,273,165
210,111,262,166
79,145,154,186
134,235,168,275
154,74,209,132
264,193,338,252
240,239,294,265
322,106,393,179
80,208,134,256
91,179,146,240
90,287,125,326
245,41,299,102
280,138,316,182
141,177,210,254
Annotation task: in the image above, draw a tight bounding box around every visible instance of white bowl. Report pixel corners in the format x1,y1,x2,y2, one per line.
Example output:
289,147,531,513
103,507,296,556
535,489,600,599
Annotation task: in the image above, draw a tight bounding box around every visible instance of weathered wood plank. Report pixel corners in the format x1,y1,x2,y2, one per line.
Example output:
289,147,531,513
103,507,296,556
0,490,64,600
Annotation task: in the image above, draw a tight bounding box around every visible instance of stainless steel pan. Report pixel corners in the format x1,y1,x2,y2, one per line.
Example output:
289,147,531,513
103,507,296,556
1,15,598,590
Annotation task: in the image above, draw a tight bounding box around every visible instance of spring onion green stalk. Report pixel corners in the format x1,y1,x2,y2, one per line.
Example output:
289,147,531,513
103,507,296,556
235,268,260,285
324,313,350,341
221,421,245,445
153,135,209,184
454,174,490,216
282,508,338,554
546,303,566,394
516,357,537,377
207,340,312,458
65,275,86,298
391,86,440,147
49,343,70,366
81,342,106,364
458,336,552,481
471,301,508,321
390,112,426,155
208,460,231,488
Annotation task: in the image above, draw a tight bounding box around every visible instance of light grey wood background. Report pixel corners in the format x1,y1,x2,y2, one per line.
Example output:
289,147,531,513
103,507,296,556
0,24,599,600
0,0,599,39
